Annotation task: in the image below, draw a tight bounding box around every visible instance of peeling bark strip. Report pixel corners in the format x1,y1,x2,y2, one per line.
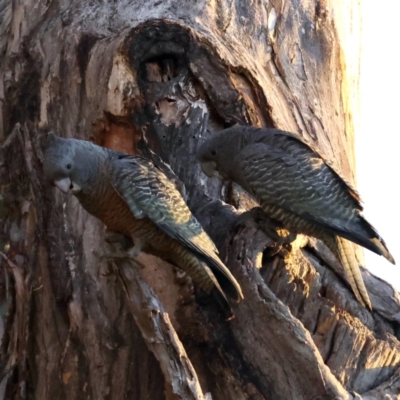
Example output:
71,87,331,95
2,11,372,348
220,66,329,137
0,252,28,398
1,1,400,399
117,259,207,400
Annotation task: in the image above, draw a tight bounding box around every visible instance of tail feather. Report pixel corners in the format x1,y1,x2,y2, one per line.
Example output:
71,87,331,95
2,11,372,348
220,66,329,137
175,248,235,317
203,264,234,319
205,256,244,302
336,237,372,310
323,233,372,309
355,216,396,264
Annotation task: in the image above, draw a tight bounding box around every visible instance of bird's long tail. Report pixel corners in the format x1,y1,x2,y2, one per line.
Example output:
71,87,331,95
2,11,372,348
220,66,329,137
325,235,372,310
174,248,234,319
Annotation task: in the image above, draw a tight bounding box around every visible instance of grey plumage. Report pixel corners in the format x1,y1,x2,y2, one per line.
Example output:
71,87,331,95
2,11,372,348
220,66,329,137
197,126,395,309
43,133,243,315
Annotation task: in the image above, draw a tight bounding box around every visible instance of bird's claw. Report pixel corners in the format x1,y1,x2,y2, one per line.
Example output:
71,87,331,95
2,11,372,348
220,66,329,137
104,231,133,251
99,231,146,269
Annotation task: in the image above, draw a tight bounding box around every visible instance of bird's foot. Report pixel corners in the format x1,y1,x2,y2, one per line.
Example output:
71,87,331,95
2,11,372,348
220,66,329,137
100,231,146,269
104,231,133,251
125,244,144,262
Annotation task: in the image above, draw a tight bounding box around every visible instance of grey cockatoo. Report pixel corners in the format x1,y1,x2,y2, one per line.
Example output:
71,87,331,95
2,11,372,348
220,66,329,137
42,133,243,316
197,126,395,309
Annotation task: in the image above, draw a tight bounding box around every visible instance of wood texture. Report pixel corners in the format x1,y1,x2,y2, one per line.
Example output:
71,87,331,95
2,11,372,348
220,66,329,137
0,0,399,399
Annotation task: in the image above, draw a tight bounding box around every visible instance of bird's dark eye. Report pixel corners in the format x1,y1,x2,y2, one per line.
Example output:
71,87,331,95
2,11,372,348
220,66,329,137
211,150,216,156
66,164,72,170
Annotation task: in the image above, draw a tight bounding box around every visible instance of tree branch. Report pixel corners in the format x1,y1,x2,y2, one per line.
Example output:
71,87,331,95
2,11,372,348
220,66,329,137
225,225,355,400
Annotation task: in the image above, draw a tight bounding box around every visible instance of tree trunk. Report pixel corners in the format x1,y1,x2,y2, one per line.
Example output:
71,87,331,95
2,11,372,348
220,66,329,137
1,1,399,399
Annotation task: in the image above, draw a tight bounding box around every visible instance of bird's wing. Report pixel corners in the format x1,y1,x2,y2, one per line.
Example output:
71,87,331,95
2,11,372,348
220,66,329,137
264,129,363,205
235,140,382,252
110,155,243,301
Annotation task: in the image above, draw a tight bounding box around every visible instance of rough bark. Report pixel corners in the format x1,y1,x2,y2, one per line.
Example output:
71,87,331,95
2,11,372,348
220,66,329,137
0,0,399,399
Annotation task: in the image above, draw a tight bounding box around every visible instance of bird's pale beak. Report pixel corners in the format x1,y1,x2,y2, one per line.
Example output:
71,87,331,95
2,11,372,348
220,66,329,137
54,178,82,194
200,161,217,178
55,177,72,193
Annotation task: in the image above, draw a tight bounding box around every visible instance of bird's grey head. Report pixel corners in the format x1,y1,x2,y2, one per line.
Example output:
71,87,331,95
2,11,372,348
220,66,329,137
42,132,103,195
196,128,243,179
